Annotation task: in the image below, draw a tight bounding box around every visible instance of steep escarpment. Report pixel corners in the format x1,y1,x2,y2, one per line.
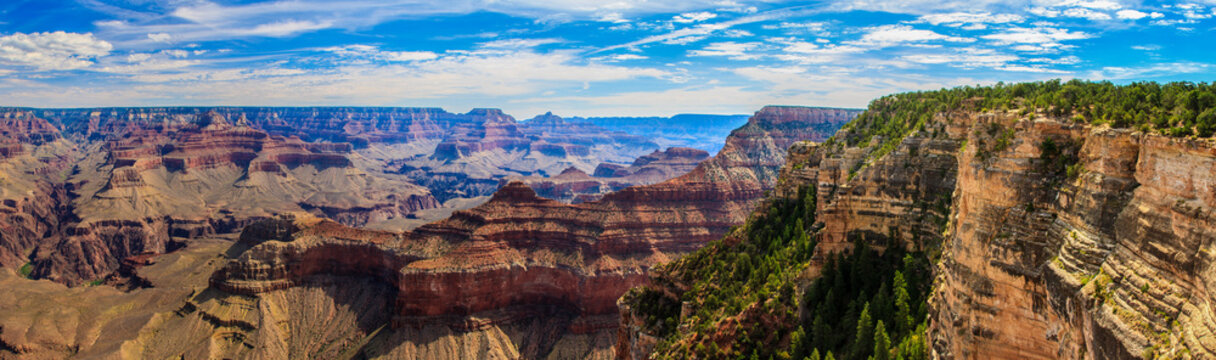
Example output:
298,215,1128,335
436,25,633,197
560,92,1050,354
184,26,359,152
0,118,72,280
618,80,1216,360
197,106,855,358
30,111,438,285
17,107,666,203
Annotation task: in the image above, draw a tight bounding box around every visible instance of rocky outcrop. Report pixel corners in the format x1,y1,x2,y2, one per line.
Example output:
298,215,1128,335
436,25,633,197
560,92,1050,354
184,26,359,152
431,108,531,160
925,117,1216,360
14,107,675,206
617,94,1216,359
0,110,61,146
0,111,71,275
511,147,711,203
521,112,658,151
778,107,1213,360
208,106,856,358
389,111,664,202
25,111,439,285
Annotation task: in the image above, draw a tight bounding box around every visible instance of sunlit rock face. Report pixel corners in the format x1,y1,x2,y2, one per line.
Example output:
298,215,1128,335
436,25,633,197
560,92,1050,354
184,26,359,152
623,103,1216,360
4,109,439,285
202,106,856,359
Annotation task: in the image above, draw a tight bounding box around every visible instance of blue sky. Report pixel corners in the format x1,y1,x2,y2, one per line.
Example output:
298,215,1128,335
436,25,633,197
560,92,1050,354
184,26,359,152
0,0,1213,117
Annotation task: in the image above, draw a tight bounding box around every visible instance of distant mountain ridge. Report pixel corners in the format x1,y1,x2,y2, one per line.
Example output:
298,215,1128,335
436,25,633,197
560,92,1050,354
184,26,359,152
567,113,752,155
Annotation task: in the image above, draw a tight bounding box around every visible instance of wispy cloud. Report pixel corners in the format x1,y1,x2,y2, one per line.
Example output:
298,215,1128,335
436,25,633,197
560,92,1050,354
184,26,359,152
0,32,113,71
1,0,1214,117
594,5,819,53
847,24,974,47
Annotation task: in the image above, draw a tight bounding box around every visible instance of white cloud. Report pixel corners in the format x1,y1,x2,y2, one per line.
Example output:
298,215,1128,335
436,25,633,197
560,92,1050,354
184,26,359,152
4,49,672,111
0,31,113,71
673,11,717,23
161,49,189,58
1115,9,1147,19
982,26,1090,47
997,65,1069,73
127,53,152,63
918,12,1024,26
1130,44,1160,51
96,0,752,43
598,12,629,23
243,20,334,37
323,45,439,62
761,21,830,34
1061,8,1112,20
1060,0,1122,10
479,38,563,49
596,6,818,53
607,54,648,61
849,25,974,47
774,40,866,64
1087,62,1211,80
688,41,763,60
98,59,199,75
147,33,171,42
900,48,1019,68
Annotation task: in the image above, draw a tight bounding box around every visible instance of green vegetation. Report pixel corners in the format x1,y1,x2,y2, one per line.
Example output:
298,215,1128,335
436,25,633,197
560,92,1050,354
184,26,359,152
790,241,932,360
630,80,1216,359
1037,137,1083,187
841,80,1216,163
634,185,932,360
19,263,33,278
642,186,819,359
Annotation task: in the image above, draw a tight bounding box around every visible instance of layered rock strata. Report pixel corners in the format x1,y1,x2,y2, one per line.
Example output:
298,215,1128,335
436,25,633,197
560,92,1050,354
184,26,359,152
27,111,439,285
207,106,857,357
511,147,710,203
620,100,1216,359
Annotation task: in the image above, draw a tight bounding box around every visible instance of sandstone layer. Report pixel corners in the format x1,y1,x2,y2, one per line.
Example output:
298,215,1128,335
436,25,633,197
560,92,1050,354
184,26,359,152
203,106,856,358
9,110,441,285
620,98,1216,359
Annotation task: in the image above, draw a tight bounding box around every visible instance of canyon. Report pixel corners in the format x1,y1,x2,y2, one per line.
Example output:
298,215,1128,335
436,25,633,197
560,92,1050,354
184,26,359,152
0,105,857,358
0,107,712,287
617,83,1216,360
9,81,1213,360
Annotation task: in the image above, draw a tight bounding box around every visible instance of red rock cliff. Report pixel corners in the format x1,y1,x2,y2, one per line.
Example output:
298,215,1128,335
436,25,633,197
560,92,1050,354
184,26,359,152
211,106,858,343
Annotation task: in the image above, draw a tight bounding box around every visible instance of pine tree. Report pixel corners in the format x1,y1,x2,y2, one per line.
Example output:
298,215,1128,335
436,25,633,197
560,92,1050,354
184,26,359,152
790,326,807,359
809,349,821,360
854,302,874,359
873,320,891,360
894,271,913,335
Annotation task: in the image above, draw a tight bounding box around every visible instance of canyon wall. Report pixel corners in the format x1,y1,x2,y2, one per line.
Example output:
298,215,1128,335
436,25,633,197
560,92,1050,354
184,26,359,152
197,105,856,358
0,111,72,273
6,109,443,285
621,98,1216,359
16,107,664,203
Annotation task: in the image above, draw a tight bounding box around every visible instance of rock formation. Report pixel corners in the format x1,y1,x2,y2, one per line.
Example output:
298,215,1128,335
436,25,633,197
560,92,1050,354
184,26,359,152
195,105,856,358
17,107,665,204
511,147,710,203
388,111,661,202
617,83,1216,360
571,113,753,155
22,110,439,285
